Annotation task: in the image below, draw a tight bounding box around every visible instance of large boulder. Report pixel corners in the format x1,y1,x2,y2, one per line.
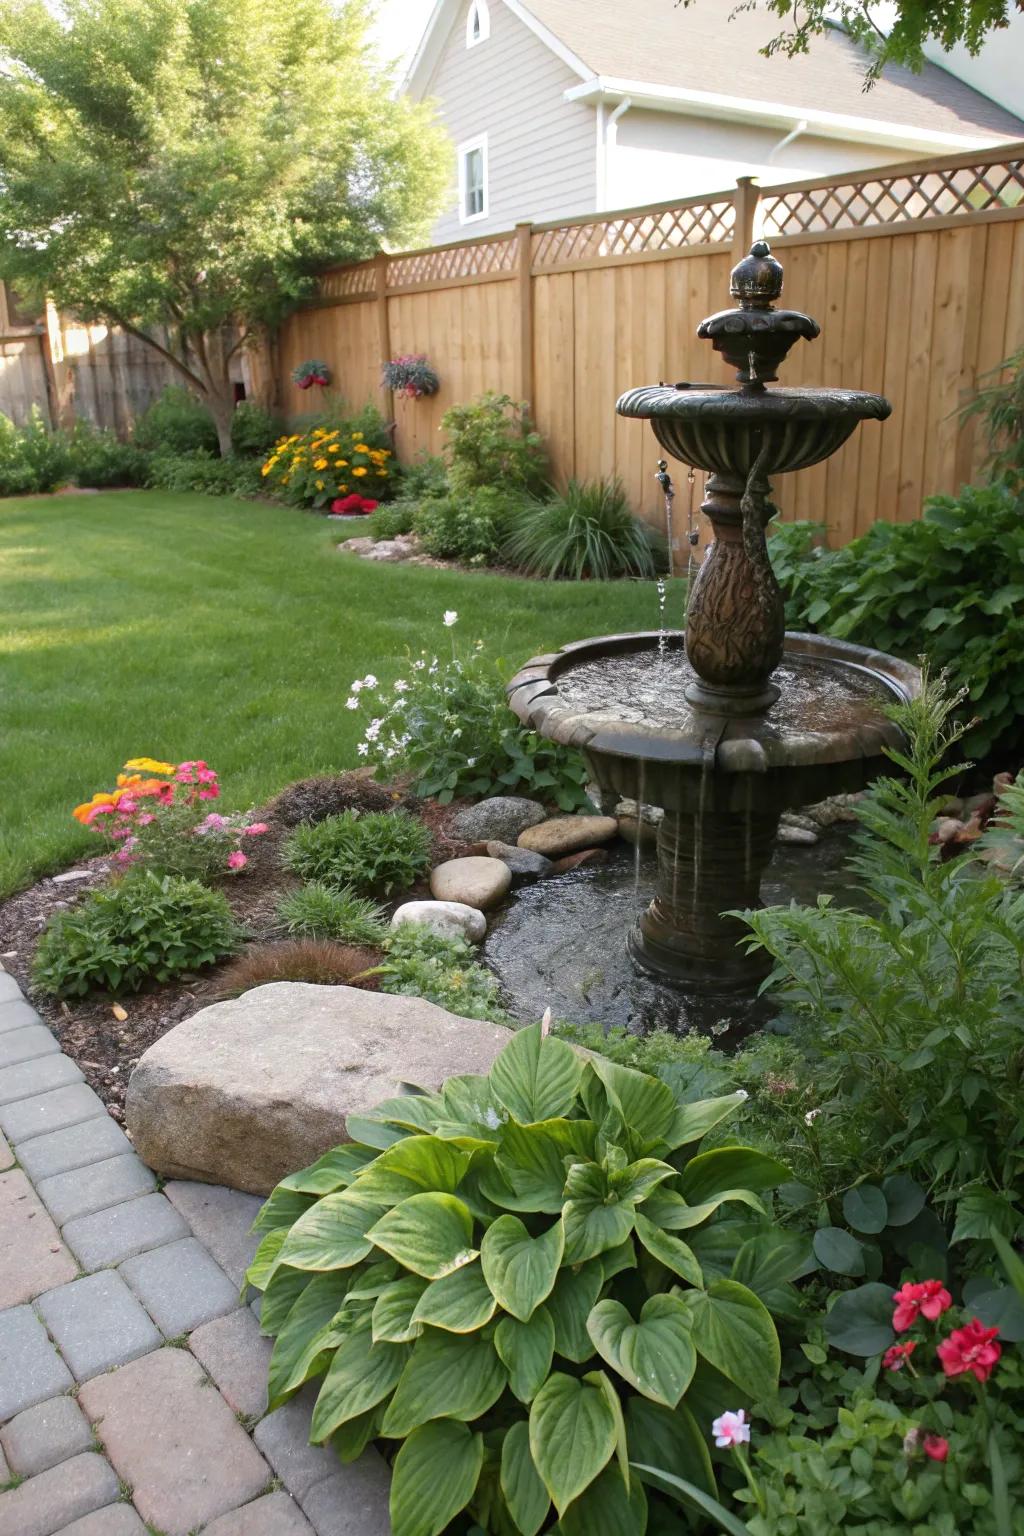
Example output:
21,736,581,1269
517,815,619,858
126,983,510,1195
451,796,547,844
429,856,511,911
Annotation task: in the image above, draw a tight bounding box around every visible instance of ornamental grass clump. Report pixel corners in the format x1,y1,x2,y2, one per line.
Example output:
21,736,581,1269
282,809,431,898
246,1020,793,1536
216,939,382,997
276,883,389,947
504,478,667,581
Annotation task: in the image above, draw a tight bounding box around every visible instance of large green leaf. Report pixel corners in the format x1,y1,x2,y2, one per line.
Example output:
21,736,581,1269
492,1119,596,1213
842,1184,888,1235
279,1189,387,1271
585,1059,676,1149
331,1406,380,1464
529,1372,618,1514
546,1260,605,1362
368,1193,478,1280
412,1262,497,1334
625,1397,716,1499
246,1228,288,1289
390,1419,484,1536
259,1262,313,1336
372,1276,430,1344
677,1148,789,1203
633,1214,703,1288
354,1135,474,1201
642,1188,765,1231
277,1143,376,1194
490,1023,582,1124
481,1216,564,1322
612,1160,678,1205
381,1329,507,1437
813,1226,866,1277
267,1272,350,1408
252,1187,317,1234
495,1308,556,1404
661,1093,747,1152
633,1465,750,1536
681,1279,780,1401
822,1282,896,1356
501,1420,550,1536
557,1464,647,1536
310,1328,407,1441
441,1072,505,1139
730,1230,812,1295
344,1259,399,1300
563,1163,636,1265
587,1295,696,1408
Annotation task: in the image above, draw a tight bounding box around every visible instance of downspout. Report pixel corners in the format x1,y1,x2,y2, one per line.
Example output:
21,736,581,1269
601,95,632,208
766,118,808,164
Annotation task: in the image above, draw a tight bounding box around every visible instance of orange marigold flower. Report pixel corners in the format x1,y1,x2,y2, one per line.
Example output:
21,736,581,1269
352,466,367,477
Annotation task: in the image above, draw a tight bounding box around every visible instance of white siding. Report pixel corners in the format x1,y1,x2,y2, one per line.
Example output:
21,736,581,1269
422,0,596,244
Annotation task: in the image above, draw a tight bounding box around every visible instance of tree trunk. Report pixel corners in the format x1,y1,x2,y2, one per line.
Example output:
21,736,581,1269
206,383,236,458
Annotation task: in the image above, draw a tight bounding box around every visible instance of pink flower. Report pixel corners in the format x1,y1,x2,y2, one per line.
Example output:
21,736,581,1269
117,797,137,814
137,813,155,826
83,803,116,824
711,1410,750,1449
244,823,269,836
937,1319,1002,1383
892,1280,952,1332
226,851,247,871
197,785,220,801
883,1341,917,1371
199,813,228,831
923,1435,949,1462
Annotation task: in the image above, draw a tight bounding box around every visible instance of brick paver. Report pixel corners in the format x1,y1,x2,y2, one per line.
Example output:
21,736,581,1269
0,1053,83,1106
0,1081,106,1144
0,1171,78,1309
0,1133,11,1172
56,1505,148,1535
203,1490,316,1533
0,1307,74,1420
0,997,41,1032
119,1236,238,1335
62,1191,188,1270
0,1025,59,1070
300,1458,393,1536
0,1451,118,1536
189,1307,273,1419
0,1395,93,1476
15,1115,131,1182
36,1151,155,1227
253,1387,339,1500
36,1272,162,1381
164,1180,263,1286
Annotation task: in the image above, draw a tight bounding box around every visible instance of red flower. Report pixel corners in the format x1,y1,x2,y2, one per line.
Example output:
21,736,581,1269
892,1280,952,1332
331,495,379,515
883,1341,917,1371
937,1319,1001,1383
923,1435,949,1463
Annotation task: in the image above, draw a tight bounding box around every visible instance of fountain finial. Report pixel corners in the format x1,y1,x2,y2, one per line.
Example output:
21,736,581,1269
730,240,784,309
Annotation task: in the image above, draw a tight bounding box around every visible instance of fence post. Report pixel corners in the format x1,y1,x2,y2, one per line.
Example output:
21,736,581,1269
515,222,534,407
732,176,759,261
374,251,394,438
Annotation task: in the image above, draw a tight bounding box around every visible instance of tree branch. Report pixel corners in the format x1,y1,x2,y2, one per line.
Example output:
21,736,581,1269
107,311,207,393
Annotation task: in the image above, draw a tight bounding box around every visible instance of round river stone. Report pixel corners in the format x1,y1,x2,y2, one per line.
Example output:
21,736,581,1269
451,796,547,844
391,900,487,943
485,841,554,881
517,815,619,858
429,856,512,911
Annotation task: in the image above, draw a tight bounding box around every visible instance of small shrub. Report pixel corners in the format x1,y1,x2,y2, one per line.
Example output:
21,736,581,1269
504,477,666,580
346,619,591,808
413,486,524,564
231,401,285,458
67,422,147,488
277,883,388,946
216,939,381,996
368,501,415,540
133,386,218,456
0,407,72,495
392,452,447,503
442,391,547,496
145,451,264,498
380,925,506,1020
33,871,241,997
282,808,432,897
267,774,406,828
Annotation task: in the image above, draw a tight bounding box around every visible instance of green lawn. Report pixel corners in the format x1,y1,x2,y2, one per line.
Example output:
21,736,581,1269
0,491,677,896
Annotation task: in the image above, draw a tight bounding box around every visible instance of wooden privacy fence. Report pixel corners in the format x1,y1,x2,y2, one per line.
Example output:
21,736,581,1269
279,142,1024,559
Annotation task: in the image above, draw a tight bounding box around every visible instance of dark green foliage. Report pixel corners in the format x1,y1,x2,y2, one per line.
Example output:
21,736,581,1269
67,422,147,487
392,452,447,503
144,451,264,498
276,883,389,946
770,479,1024,758
132,387,219,456
367,500,415,539
960,346,1024,485
33,871,241,996
230,401,284,458
414,486,526,564
379,925,506,1021
282,808,432,898
442,392,547,496
0,407,72,495
505,478,667,581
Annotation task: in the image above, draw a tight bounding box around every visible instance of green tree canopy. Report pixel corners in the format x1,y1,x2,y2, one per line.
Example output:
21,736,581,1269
0,0,448,450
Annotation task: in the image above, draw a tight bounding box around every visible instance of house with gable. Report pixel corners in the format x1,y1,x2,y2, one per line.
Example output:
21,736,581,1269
404,0,1024,245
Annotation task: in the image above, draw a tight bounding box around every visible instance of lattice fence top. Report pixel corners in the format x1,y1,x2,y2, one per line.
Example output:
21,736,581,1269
387,236,519,289
758,155,1024,239
317,262,377,302
532,198,736,269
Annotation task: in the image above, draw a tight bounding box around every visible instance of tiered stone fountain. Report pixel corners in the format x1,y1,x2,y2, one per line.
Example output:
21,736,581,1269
508,241,920,992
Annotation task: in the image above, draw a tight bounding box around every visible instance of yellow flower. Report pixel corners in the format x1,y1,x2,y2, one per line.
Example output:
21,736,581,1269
376,469,388,478
123,757,176,774
327,444,339,453
352,466,367,477
316,479,325,490
338,483,348,493
337,458,348,467
282,474,291,485
314,458,328,470
354,443,370,454
351,432,361,440
261,465,272,476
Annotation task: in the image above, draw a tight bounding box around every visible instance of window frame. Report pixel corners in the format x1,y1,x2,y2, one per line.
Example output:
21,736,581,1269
465,0,490,48
458,133,489,225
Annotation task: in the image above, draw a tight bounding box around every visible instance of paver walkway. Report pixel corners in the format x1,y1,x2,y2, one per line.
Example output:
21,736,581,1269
0,967,391,1535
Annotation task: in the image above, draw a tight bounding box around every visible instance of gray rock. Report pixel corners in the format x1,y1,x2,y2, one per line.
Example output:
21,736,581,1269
363,539,411,562
391,899,487,943
485,841,554,881
451,796,546,844
617,816,658,850
126,984,510,1194
777,824,819,845
338,536,374,555
518,815,619,858
429,856,511,911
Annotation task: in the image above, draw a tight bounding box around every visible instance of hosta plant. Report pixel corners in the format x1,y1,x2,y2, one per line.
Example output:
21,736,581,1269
246,1021,793,1536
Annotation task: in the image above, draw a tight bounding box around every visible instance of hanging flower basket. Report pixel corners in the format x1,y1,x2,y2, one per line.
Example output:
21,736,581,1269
292,359,331,390
381,354,440,400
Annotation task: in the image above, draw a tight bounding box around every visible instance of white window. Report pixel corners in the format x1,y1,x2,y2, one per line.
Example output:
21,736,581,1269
466,0,490,48
458,134,488,223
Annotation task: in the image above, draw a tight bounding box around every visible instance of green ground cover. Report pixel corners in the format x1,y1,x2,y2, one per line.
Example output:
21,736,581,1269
0,491,672,896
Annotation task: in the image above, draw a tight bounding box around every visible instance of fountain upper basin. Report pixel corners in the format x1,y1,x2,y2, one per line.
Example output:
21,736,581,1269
508,630,920,815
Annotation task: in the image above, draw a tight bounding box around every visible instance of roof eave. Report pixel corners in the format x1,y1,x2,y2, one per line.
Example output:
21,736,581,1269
564,76,1019,154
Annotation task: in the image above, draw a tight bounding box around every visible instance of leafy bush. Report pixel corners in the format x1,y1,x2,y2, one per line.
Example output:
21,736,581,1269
345,621,591,809
379,926,505,1021
442,391,547,496
368,500,415,540
261,422,393,510
0,407,72,495
414,486,525,564
246,1021,791,1536
735,676,1024,1244
67,422,147,488
231,401,285,458
277,883,389,946
770,478,1024,758
959,346,1023,486
145,450,264,498
282,808,432,898
33,871,241,997
392,452,447,503
505,478,667,581
133,385,218,456
216,939,381,997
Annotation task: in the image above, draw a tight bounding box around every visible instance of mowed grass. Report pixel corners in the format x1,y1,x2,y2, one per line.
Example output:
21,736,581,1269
0,491,680,896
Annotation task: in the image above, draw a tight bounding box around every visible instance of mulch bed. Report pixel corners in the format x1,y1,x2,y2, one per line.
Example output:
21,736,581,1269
0,772,468,1122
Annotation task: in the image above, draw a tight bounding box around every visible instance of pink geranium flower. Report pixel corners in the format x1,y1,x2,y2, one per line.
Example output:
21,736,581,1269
883,1341,917,1371
937,1319,1001,1383
226,850,247,871
923,1435,949,1462
244,823,269,836
892,1280,952,1332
